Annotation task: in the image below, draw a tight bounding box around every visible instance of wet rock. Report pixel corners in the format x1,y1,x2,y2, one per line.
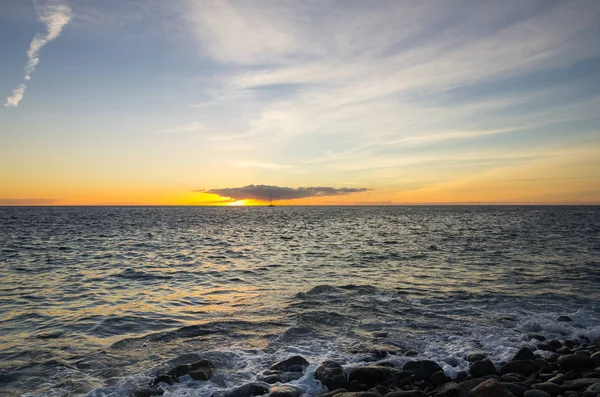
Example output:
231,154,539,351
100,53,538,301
227,382,270,397
457,378,488,395
368,386,387,396
349,366,391,386
337,393,381,397
558,355,595,372
584,382,600,395
133,388,165,397
470,359,496,378
189,359,216,381
558,316,573,322
547,354,560,363
317,389,348,397
402,360,443,381
270,356,309,372
548,340,563,349
348,380,364,392
527,334,546,342
534,358,548,369
467,353,487,363
557,347,572,355
582,370,600,378
316,361,349,391
532,382,562,397
502,382,527,397
431,370,451,386
404,351,419,357
501,360,537,376
454,371,468,383
523,391,551,397
383,391,428,397
575,350,592,356
513,347,536,362
563,378,600,391
537,343,553,352
153,375,175,385
166,364,192,378
502,374,525,383
548,374,565,384
434,382,462,397
269,385,304,397
373,331,390,338
467,379,514,397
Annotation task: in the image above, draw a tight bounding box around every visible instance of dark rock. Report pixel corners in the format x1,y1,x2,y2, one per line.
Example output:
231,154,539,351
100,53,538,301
538,343,554,352
548,340,563,349
336,393,381,397
513,347,536,362
575,350,592,356
133,388,165,397
557,347,572,355
373,331,390,338
269,385,303,397
534,358,548,369
316,361,349,390
153,375,175,385
523,391,551,397
470,359,496,378
402,360,443,381
547,354,560,363
457,378,488,395
585,382,600,394
348,381,364,392
548,374,565,384
431,370,450,386
383,391,428,397
501,360,537,376
467,353,487,363
404,351,419,357
582,370,600,378
271,356,309,372
527,334,546,342
502,374,525,383
558,316,573,322
538,373,555,381
369,386,387,395
259,374,280,384
455,371,468,383
227,382,271,397
467,379,514,397
317,389,348,397
349,366,391,386
563,378,600,391
434,382,462,397
564,340,577,349
502,382,527,397
413,379,431,389
166,364,192,378
532,382,561,397
564,392,583,397
558,355,595,372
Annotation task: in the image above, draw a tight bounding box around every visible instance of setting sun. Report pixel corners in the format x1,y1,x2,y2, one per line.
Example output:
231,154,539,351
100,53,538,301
227,200,247,206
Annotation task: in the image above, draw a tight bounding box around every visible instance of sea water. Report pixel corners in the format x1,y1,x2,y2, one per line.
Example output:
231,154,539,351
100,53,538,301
1,206,599,396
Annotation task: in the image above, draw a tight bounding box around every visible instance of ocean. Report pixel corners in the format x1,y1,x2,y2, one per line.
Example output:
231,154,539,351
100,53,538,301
1,206,599,396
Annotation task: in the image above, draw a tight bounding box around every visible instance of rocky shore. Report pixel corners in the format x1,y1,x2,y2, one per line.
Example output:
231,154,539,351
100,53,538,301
140,332,600,397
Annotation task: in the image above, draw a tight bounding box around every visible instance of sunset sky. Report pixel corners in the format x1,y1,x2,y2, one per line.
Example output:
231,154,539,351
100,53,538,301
1,0,599,205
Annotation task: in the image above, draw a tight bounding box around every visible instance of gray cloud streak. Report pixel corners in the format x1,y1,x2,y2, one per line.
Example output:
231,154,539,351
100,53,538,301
5,1,71,108
197,184,370,201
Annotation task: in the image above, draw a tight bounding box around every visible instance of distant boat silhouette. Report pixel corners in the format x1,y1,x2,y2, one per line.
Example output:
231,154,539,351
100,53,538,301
268,192,275,207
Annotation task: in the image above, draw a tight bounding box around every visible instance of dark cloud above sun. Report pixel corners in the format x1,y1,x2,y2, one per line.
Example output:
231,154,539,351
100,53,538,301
196,185,370,201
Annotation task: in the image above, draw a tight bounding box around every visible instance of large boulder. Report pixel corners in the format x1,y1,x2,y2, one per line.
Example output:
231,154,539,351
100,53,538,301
470,359,496,378
557,355,595,372
531,382,561,397
467,379,514,397
271,356,309,372
523,391,550,397
513,347,535,362
500,360,537,376
402,360,443,381
316,361,349,390
349,366,392,386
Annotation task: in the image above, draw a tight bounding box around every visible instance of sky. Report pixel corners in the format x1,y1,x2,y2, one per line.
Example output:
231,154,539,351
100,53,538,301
1,0,599,205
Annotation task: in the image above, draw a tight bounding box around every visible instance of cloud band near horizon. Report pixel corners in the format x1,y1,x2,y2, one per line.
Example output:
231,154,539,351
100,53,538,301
197,185,370,201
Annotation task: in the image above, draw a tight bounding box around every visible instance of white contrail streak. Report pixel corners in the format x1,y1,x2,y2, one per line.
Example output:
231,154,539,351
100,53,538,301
5,1,71,108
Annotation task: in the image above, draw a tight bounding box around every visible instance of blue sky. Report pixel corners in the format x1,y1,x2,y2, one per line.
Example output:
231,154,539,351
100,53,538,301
1,0,599,204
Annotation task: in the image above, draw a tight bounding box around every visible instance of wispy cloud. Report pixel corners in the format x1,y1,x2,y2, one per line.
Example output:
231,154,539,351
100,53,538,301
196,184,370,201
0,198,60,205
5,0,71,108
